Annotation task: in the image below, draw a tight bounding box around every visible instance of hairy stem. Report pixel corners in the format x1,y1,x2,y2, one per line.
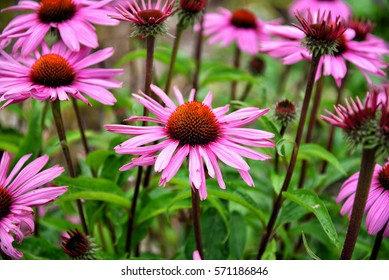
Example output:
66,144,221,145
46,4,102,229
51,99,88,235
165,23,184,95
298,76,324,188
256,54,320,259
125,35,156,257
230,46,241,101
191,188,204,259
341,148,377,259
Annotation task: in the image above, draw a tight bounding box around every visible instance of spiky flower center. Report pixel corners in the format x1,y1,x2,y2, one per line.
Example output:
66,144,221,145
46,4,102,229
378,164,389,190
62,229,92,259
180,0,206,13
166,101,220,146
248,57,265,76
0,186,12,220
38,0,76,24
30,54,75,88
334,34,348,55
138,9,164,24
349,19,375,41
231,9,257,29
275,99,296,126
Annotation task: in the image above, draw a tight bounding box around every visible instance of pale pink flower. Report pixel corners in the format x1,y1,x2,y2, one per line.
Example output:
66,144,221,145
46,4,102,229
203,7,271,54
0,152,67,259
105,85,274,200
289,0,352,20
0,0,118,56
337,162,389,237
0,41,123,108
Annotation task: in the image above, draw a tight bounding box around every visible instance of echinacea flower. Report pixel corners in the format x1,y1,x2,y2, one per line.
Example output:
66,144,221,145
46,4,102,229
0,0,119,56
105,85,274,200
178,0,207,27
0,41,123,108
110,0,176,37
289,0,352,20
0,152,67,259
203,7,271,54
274,99,297,127
261,12,388,87
321,88,389,156
337,162,389,237
61,229,97,259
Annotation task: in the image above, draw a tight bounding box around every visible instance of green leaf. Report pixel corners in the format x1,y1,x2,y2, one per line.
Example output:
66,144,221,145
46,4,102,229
302,232,321,260
15,100,43,160
229,212,246,260
53,176,130,208
200,64,258,87
17,237,66,260
86,150,116,173
59,191,130,209
298,144,346,175
208,187,266,225
283,189,340,249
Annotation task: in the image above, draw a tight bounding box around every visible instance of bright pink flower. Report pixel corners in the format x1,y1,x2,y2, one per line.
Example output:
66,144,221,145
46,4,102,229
0,152,67,259
262,22,388,87
289,0,352,20
0,41,123,108
105,85,274,200
203,7,271,54
338,162,389,237
110,0,176,37
193,250,201,260
0,0,118,56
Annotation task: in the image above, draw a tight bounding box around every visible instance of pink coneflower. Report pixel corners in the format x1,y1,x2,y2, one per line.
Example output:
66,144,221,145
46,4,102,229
0,152,67,259
262,13,388,87
105,85,274,200
203,7,270,54
289,0,352,20
0,41,123,108
0,0,118,56
337,162,389,236
61,229,97,259
110,0,176,37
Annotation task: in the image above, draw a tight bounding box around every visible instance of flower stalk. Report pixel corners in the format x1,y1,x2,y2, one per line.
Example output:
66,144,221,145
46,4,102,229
257,53,321,259
370,225,386,260
341,147,377,260
125,35,156,257
191,187,204,259
51,99,88,235
298,76,324,188
230,46,241,101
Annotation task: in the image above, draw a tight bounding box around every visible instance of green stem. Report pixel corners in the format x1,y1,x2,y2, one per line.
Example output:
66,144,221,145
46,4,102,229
51,99,88,235
370,226,386,260
298,76,324,188
340,148,377,259
256,54,321,259
191,188,204,259
164,24,184,95
239,83,253,102
125,35,156,257
274,125,287,174
230,45,241,101
192,7,206,97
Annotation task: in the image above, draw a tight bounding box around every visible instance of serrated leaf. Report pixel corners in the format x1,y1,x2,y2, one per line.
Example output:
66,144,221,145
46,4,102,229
283,189,340,249
298,143,346,175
